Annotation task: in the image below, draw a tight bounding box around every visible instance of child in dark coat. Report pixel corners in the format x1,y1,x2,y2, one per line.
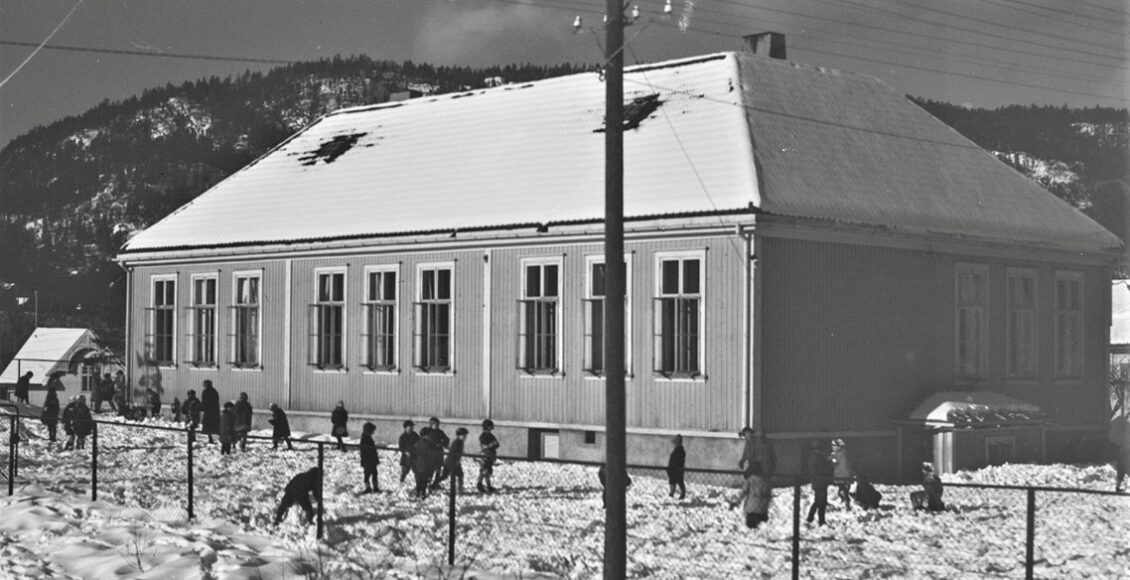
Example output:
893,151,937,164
398,419,420,484
911,462,946,512
806,439,834,525
61,396,78,450
269,403,294,450
667,434,687,500
274,468,322,525
441,427,469,493
477,419,500,494
420,417,450,490
182,390,202,431
412,431,444,498
331,401,349,451
171,397,182,423
852,475,882,510
40,385,60,444
360,422,380,493
219,402,235,455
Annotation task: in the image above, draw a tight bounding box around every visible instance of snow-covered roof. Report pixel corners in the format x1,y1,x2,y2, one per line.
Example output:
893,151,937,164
121,52,1119,255
1112,280,1130,346
0,328,102,385
908,391,1042,426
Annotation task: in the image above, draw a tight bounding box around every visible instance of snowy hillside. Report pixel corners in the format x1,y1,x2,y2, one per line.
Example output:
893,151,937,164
1,415,1127,579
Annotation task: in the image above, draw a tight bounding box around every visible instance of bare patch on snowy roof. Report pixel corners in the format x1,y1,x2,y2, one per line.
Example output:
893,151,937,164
298,132,367,166
594,93,663,133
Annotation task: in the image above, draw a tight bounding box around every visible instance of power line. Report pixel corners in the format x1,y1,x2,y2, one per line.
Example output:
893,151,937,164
0,1,84,89
995,0,1129,32
1077,0,1130,17
0,40,298,65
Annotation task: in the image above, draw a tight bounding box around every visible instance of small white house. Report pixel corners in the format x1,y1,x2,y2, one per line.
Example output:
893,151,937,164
0,328,121,405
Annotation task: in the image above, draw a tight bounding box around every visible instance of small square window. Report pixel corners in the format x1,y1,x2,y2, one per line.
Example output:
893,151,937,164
583,430,597,445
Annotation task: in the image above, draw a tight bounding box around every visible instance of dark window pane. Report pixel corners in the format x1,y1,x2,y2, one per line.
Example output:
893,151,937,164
384,272,397,300
545,265,558,297
526,265,541,298
422,270,435,300
592,263,606,297
684,259,700,294
438,269,451,299
661,260,679,295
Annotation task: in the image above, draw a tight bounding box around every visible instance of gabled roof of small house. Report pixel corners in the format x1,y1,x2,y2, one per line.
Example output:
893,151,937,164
120,52,1119,255
0,328,105,386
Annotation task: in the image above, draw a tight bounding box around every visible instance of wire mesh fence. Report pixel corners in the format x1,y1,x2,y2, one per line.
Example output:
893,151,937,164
2,412,1127,578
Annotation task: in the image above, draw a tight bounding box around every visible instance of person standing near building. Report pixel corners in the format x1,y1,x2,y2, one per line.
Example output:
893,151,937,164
412,429,444,499
71,395,93,450
201,380,220,444
331,401,349,451
61,396,78,450
234,392,253,451
420,417,450,490
219,402,235,456
732,464,773,529
441,427,468,494
738,427,777,479
14,371,32,405
147,387,162,418
667,434,687,500
477,419,500,494
831,438,854,510
398,419,420,485
269,403,294,450
805,439,833,525
360,422,380,493
101,373,117,413
40,380,60,445
182,389,202,431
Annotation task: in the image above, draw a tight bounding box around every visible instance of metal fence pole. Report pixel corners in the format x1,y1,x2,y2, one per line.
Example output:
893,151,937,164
7,415,14,496
792,483,801,580
448,465,457,566
317,442,325,541
91,423,98,501
187,427,195,520
1025,487,1036,580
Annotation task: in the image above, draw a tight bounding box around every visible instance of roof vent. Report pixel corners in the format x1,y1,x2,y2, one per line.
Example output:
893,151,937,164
743,32,786,60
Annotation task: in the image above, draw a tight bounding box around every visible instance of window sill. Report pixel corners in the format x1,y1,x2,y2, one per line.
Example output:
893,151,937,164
519,371,565,380
231,365,262,372
187,364,218,371
414,368,455,377
582,373,635,381
311,366,348,373
653,373,706,383
363,367,399,376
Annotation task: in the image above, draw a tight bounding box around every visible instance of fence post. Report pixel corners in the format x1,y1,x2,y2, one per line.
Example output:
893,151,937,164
448,464,457,566
187,426,195,520
792,482,801,580
1025,487,1036,580
91,423,98,501
317,442,325,541
7,415,14,496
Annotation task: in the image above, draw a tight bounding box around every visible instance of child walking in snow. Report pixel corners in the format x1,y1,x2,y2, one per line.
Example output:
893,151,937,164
269,403,294,450
806,439,833,525
667,434,687,500
732,465,773,529
441,427,468,493
398,419,420,485
331,401,349,451
360,422,380,493
219,402,235,455
477,419,500,494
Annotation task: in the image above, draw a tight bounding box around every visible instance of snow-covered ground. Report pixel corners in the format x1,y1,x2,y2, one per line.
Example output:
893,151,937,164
1,415,1127,579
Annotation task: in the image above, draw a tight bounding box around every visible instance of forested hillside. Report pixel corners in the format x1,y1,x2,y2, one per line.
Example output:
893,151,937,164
0,56,1125,359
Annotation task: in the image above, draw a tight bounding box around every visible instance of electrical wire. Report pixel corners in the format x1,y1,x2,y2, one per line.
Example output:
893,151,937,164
0,40,298,65
993,0,1129,32
0,0,84,89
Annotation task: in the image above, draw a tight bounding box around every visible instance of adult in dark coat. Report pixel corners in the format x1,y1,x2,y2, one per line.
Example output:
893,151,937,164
61,396,78,450
667,434,687,500
331,401,349,451
738,427,777,477
360,422,380,493
182,390,202,431
219,402,235,455
273,468,322,525
398,420,420,484
269,403,294,450
100,374,117,413
412,431,444,498
234,392,253,451
40,382,60,443
71,396,93,450
14,371,32,405
805,439,834,525
201,380,220,443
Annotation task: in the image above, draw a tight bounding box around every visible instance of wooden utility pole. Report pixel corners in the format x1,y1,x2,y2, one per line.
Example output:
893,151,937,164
603,0,627,578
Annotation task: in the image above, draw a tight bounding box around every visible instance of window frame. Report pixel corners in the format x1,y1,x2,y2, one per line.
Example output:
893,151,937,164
187,274,218,368
1005,268,1038,380
954,263,989,380
230,270,262,370
413,261,455,375
583,253,633,379
1054,270,1084,380
517,257,564,377
148,274,177,367
309,267,347,371
652,250,706,381
362,264,400,373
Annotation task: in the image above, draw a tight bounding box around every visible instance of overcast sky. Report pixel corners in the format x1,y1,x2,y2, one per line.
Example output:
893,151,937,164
1,0,1127,149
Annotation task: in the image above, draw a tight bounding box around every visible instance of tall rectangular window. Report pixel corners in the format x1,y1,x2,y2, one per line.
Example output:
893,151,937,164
189,276,217,366
148,277,176,365
413,265,453,372
363,267,398,371
231,273,260,368
1055,272,1083,379
654,253,703,378
309,270,345,369
955,264,988,379
1006,270,1037,379
518,259,561,374
583,255,631,376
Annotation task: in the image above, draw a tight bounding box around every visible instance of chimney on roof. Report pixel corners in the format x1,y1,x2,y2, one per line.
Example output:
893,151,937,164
743,32,786,60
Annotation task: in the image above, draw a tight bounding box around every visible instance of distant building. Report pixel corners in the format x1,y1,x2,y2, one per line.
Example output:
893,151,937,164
117,43,1119,480
0,328,121,405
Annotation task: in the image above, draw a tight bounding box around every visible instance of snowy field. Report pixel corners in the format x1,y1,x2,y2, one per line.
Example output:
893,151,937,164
1,415,1127,579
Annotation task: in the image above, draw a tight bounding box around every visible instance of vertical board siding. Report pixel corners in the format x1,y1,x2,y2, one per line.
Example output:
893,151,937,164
760,236,1110,434
288,251,483,419
128,261,286,410
489,235,746,432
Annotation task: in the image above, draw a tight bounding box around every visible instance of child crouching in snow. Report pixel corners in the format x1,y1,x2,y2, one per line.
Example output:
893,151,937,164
731,464,773,528
360,422,380,493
